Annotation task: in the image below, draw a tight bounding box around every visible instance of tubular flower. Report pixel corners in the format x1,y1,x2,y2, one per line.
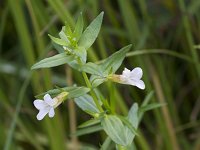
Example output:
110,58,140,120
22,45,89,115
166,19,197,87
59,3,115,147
33,92,68,120
108,67,145,90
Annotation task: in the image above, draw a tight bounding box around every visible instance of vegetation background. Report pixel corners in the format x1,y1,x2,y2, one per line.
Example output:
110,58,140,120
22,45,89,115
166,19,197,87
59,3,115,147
0,0,200,149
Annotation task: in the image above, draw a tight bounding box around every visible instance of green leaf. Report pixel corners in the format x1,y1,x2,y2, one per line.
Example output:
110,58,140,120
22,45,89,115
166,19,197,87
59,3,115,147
81,62,103,76
139,91,154,121
74,13,84,41
48,34,69,46
100,137,112,150
117,115,138,136
35,86,90,99
124,103,139,145
127,103,139,128
52,42,65,53
90,75,107,88
64,23,73,37
89,45,132,87
74,94,100,113
101,115,128,146
74,47,87,63
74,124,103,136
141,91,155,107
78,119,100,128
101,44,132,74
31,53,75,69
101,99,111,113
59,27,70,43
139,103,166,113
67,87,90,99
78,12,104,50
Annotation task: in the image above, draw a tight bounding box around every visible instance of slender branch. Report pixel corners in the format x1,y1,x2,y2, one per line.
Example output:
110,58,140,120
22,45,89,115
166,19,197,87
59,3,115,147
76,57,104,112
82,72,104,112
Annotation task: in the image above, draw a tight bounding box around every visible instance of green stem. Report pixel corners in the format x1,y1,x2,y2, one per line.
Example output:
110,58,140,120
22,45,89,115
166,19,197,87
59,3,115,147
82,72,104,112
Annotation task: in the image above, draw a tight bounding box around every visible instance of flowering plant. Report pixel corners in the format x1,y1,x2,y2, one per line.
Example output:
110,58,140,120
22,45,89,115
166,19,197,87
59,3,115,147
31,12,163,149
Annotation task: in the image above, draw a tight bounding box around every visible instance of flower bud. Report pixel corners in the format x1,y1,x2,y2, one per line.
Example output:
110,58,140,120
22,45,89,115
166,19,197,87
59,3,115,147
53,92,69,108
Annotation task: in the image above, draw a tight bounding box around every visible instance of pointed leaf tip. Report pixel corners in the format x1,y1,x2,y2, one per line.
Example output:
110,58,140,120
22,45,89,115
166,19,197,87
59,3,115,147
126,44,132,49
100,11,104,15
78,12,104,50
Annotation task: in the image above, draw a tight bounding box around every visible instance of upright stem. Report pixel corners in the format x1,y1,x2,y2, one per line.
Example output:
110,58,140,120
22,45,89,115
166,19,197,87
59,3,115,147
82,72,104,112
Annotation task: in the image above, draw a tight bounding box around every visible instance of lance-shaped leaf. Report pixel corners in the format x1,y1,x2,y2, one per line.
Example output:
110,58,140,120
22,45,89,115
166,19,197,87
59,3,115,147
101,44,132,75
139,103,166,114
48,34,69,46
138,91,154,121
74,13,84,41
101,115,128,146
81,62,103,76
75,124,103,136
117,115,138,136
78,119,100,128
59,26,71,43
100,137,112,150
74,47,87,63
124,103,139,145
74,94,100,113
90,75,107,88
31,53,75,69
89,45,132,87
52,42,65,53
78,12,104,50
35,86,90,99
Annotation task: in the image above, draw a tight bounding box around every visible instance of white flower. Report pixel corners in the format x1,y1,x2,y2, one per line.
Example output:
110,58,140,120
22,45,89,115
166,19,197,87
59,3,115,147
119,67,145,89
33,92,68,120
33,94,57,120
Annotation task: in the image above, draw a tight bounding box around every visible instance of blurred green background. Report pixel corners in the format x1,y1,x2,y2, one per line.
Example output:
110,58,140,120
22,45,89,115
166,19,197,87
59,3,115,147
0,0,200,149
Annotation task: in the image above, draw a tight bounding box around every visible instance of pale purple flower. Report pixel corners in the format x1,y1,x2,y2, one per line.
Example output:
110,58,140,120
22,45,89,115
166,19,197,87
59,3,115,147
120,67,145,89
33,94,57,120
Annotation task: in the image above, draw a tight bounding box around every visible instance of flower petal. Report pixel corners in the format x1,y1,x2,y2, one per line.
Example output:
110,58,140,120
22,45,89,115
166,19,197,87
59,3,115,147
133,80,145,90
33,100,47,110
48,107,55,118
36,107,50,120
131,67,143,79
44,94,55,106
122,68,131,78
